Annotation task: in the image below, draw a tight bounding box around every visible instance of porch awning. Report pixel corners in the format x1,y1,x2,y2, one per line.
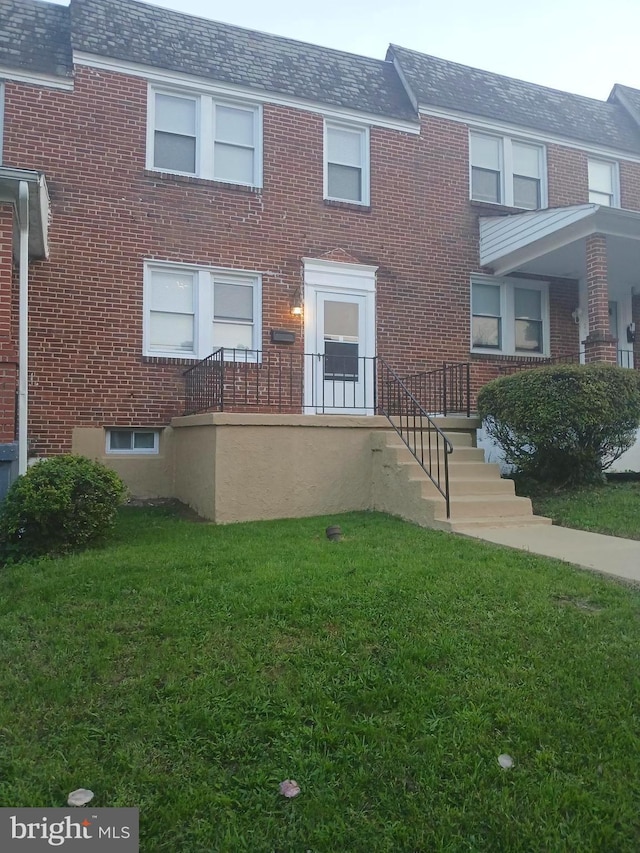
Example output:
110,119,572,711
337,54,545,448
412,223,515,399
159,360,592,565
0,167,50,260
479,204,640,277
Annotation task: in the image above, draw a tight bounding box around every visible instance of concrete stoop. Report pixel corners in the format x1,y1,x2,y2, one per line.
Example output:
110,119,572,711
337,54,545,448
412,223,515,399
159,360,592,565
372,420,551,532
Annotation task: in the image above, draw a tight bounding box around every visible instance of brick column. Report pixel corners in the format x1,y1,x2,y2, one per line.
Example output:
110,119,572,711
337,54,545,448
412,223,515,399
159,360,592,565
632,290,640,371
583,234,617,364
0,205,18,442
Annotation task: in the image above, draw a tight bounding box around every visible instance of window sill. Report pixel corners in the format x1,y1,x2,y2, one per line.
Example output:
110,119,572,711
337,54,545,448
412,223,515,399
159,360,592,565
323,199,371,213
470,200,540,215
142,355,198,366
143,170,262,194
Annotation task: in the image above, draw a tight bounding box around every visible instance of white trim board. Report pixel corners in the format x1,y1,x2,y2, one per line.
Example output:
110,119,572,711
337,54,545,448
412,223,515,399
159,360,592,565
0,66,74,91
73,52,421,135
418,103,640,165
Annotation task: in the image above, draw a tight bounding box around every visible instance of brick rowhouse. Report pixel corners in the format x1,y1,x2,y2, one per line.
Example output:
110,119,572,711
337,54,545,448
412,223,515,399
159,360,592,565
2,0,640,462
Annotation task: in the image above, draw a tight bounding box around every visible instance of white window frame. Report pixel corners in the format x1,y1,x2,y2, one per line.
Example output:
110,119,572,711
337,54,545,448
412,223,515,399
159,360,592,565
147,86,263,188
106,429,160,455
471,275,550,357
588,158,619,207
324,120,370,205
143,261,262,361
469,131,547,209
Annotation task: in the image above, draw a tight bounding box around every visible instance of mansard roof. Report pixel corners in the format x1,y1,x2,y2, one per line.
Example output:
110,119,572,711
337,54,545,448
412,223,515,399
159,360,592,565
389,45,640,155
70,0,417,122
0,0,73,79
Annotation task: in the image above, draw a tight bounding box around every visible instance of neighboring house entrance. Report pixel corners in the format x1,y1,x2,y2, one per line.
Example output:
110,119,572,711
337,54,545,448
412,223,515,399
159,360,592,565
302,257,377,414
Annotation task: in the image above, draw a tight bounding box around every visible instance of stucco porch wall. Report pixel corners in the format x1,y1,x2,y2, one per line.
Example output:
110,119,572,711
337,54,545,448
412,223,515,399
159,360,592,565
170,413,392,522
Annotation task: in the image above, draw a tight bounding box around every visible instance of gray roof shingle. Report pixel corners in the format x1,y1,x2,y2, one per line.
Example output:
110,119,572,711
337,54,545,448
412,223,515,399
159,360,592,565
609,85,640,130
0,0,73,79
70,0,417,122
389,45,640,155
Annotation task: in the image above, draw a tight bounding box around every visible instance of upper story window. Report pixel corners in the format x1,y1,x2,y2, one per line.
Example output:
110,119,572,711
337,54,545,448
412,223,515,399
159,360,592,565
471,277,549,356
324,121,370,205
148,88,262,188
470,132,546,210
144,262,262,360
588,159,619,206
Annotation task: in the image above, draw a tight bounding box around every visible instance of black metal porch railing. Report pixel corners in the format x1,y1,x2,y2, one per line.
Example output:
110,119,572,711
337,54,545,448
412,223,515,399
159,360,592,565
496,349,636,374
183,349,378,415
378,358,453,518
401,363,471,417
184,349,455,517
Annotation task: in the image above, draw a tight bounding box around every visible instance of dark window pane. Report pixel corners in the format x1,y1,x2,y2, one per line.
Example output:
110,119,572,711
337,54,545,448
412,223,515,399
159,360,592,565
324,341,359,380
328,164,362,202
471,167,500,203
109,431,133,450
472,316,501,348
154,131,196,173
515,319,543,352
513,175,540,209
133,432,156,450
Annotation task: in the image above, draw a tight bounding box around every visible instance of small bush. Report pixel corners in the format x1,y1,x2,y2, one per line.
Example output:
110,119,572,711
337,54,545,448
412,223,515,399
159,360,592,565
0,455,127,562
478,364,640,487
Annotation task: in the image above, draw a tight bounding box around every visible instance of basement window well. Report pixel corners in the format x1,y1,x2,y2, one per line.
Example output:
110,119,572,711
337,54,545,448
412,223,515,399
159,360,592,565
106,429,160,454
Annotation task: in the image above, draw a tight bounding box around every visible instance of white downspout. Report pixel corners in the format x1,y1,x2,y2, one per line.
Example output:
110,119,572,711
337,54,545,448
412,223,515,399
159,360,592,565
18,181,29,475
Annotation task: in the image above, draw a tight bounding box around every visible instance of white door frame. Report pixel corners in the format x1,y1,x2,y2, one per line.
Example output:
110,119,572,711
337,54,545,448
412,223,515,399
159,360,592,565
302,257,377,414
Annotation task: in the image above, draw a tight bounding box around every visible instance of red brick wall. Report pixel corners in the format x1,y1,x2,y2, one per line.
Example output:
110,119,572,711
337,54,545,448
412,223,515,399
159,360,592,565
4,68,640,452
547,145,589,206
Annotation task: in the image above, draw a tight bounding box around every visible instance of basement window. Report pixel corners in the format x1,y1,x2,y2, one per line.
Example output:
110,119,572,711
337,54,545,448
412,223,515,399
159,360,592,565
106,429,160,454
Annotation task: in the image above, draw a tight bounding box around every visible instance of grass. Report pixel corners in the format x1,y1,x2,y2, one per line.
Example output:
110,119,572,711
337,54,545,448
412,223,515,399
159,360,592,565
1,507,640,851
522,479,640,540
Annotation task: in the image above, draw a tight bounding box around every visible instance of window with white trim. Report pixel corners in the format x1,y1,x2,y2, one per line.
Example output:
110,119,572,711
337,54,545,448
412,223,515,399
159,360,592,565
471,277,549,356
324,121,370,204
588,158,619,206
106,429,160,454
144,263,262,360
470,132,546,209
148,88,262,187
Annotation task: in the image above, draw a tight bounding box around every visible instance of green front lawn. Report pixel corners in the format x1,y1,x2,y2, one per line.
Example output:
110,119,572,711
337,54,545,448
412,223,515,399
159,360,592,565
1,508,639,851
526,480,640,540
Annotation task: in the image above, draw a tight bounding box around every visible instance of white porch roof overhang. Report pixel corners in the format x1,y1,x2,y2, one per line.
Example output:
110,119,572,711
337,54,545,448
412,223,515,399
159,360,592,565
479,204,640,280
0,167,50,260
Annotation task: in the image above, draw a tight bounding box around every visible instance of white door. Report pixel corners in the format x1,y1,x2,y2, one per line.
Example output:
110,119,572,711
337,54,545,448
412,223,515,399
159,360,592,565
303,258,377,414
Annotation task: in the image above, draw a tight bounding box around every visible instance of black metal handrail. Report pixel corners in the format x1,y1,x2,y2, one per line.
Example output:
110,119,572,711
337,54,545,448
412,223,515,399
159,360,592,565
496,349,636,374
183,348,224,415
184,349,378,415
378,358,453,518
401,362,471,417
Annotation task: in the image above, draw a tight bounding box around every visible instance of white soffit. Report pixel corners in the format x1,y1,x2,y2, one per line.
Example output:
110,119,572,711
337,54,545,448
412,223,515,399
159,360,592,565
479,204,640,275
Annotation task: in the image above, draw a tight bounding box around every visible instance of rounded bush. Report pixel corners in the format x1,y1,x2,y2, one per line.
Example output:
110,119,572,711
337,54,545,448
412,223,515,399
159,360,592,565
0,455,127,561
477,364,640,486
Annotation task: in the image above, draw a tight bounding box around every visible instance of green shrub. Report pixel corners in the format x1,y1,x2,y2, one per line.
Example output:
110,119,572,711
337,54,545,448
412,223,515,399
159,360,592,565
0,455,127,562
477,364,640,487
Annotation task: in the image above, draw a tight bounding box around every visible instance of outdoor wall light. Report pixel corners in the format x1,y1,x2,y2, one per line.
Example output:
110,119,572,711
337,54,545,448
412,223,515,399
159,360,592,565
571,307,583,324
627,322,636,343
290,287,303,317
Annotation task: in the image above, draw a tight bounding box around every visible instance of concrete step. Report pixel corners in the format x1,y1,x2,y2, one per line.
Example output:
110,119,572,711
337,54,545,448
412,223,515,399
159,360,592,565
446,515,553,532
385,442,486,464
435,494,535,521
442,431,475,447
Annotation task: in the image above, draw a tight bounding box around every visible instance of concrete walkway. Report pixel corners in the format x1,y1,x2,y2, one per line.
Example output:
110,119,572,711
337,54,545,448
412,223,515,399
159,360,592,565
457,524,640,585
